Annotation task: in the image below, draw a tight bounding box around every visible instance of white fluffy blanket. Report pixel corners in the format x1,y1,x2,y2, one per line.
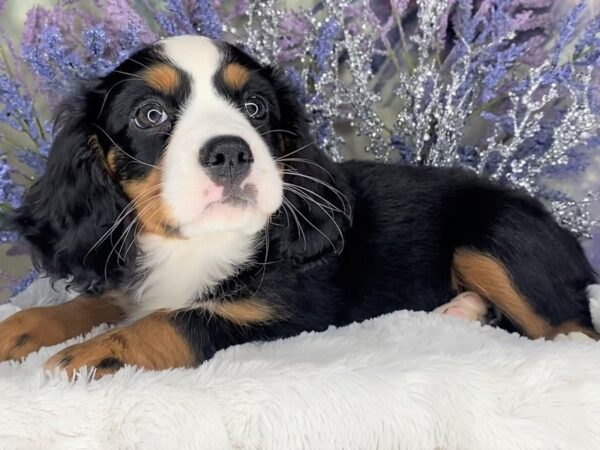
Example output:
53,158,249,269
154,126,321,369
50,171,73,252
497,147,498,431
1,281,600,450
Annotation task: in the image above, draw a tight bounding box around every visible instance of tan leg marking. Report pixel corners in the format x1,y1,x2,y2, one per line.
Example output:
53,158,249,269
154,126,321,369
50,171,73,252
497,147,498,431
452,249,600,340
142,63,180,94
198,298,281,326
0,293,125,362
222,63,249,90
452,249,552,338
44,312,195,379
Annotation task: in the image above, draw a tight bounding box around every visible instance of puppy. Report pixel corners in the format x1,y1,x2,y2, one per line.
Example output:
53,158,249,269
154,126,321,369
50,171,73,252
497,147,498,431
0,36,597,378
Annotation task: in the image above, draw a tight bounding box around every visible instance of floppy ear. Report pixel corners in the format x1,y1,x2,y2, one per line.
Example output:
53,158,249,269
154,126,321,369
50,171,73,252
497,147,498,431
266,69,354,266
13,85,134,293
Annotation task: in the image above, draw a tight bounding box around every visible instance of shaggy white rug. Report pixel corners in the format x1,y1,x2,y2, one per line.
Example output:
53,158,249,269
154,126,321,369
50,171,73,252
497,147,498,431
1,280,600,450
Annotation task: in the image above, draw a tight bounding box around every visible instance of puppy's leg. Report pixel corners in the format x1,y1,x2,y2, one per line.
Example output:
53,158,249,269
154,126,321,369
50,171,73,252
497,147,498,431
434,292,489,322
452,249,600,340
45,298,280,379
44,311,195,379
0,293,126,362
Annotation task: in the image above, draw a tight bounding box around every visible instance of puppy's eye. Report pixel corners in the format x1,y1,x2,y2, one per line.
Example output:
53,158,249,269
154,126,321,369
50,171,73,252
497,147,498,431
134,102,169,129
244,96,268,120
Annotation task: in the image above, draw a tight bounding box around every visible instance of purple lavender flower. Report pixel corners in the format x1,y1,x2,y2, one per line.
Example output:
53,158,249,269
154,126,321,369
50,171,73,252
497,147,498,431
189,0,223,39
155,0,197,36
0,231,19,245
391,135,416,164
480,42,528,102
574,15,600,66
551,0,586,65
83,25,114,77
0,73,37,134
154,0,222,39
279,12,311,62
15,150,46,177
96,0,156,44
284,67,309,104
22,23,84,97
313,19,340,73
0,158,24,209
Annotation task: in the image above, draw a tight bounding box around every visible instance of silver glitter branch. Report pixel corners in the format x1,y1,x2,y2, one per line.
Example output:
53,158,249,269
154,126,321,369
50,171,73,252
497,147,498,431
238,0,600,238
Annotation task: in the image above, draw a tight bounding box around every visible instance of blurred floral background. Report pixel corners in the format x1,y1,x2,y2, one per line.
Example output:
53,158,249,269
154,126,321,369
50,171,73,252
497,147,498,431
1,0,600,303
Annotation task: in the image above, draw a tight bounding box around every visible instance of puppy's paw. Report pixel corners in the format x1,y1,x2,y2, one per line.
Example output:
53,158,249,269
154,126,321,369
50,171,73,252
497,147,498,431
44,331,127,379
435,292,489,323
0,308,64,362
553,331,594,342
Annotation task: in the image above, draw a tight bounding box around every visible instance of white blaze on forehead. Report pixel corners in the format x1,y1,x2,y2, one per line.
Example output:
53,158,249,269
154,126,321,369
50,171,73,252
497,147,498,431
160,35,222,93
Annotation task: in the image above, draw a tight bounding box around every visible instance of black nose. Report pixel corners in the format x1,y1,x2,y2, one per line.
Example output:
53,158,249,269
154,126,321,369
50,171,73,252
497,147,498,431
200,136,254,182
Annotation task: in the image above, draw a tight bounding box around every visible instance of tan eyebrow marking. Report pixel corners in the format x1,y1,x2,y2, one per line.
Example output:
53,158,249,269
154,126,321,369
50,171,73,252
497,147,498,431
143,63,180,94
222,63,250,90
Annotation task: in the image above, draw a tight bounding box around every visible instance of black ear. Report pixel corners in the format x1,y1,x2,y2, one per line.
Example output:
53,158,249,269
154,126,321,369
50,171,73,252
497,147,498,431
13,84,134,293
266,68,354,266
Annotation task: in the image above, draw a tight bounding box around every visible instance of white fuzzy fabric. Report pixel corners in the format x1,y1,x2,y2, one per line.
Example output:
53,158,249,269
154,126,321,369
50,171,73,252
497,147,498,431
1,281,600,449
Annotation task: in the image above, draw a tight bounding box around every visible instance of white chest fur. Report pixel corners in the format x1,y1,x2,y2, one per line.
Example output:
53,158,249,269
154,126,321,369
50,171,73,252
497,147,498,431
130,232,257,319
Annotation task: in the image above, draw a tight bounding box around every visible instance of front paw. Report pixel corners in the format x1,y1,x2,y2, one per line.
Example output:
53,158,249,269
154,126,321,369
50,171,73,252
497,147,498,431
45,312,196,379
44,331,127,379
0,309,62,362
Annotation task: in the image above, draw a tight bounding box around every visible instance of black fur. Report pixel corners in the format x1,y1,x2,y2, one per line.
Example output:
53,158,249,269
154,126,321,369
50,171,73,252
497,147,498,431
14,45,190,293
13,40,598,367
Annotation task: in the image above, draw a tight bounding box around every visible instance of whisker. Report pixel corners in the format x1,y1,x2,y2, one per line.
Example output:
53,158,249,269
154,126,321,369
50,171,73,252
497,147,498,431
282,197,307,250
84,190,165,261
282,171,351,217
259,129,298,137
284,198,338,253
94,125,162,171
109,194,161,261
111,69,145,79
277,157,336,182
147,130,174,138
253,219,270,295
283,184,347,253
275,141,317,161
284,182,346,216
128,57,152,70
97,78,143,118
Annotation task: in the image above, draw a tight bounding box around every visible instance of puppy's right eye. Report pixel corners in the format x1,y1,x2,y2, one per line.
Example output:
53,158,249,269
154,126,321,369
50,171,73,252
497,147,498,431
133,102,169,129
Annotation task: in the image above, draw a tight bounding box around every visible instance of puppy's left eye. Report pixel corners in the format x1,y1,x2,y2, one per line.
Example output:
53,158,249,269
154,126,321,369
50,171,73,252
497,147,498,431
134,102,169,129
244,96,268,120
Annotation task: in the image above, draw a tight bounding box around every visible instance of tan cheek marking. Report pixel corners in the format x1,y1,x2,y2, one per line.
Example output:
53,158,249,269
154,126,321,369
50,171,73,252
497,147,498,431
0,293,126,362
223,63,249,90
121,167,180,238
452,249,552,338
143,64,180,94
199,298,281,325
44,312,195,379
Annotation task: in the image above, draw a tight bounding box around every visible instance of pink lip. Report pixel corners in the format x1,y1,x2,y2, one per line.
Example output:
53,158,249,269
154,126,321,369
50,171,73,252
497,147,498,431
202,185,224,203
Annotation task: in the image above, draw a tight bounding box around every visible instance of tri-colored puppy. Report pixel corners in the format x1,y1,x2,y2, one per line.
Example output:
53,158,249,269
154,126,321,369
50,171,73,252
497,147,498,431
1,36,597,378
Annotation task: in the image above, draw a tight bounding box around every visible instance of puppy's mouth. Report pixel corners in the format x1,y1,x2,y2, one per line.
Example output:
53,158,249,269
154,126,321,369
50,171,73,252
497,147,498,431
206,183,258,210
